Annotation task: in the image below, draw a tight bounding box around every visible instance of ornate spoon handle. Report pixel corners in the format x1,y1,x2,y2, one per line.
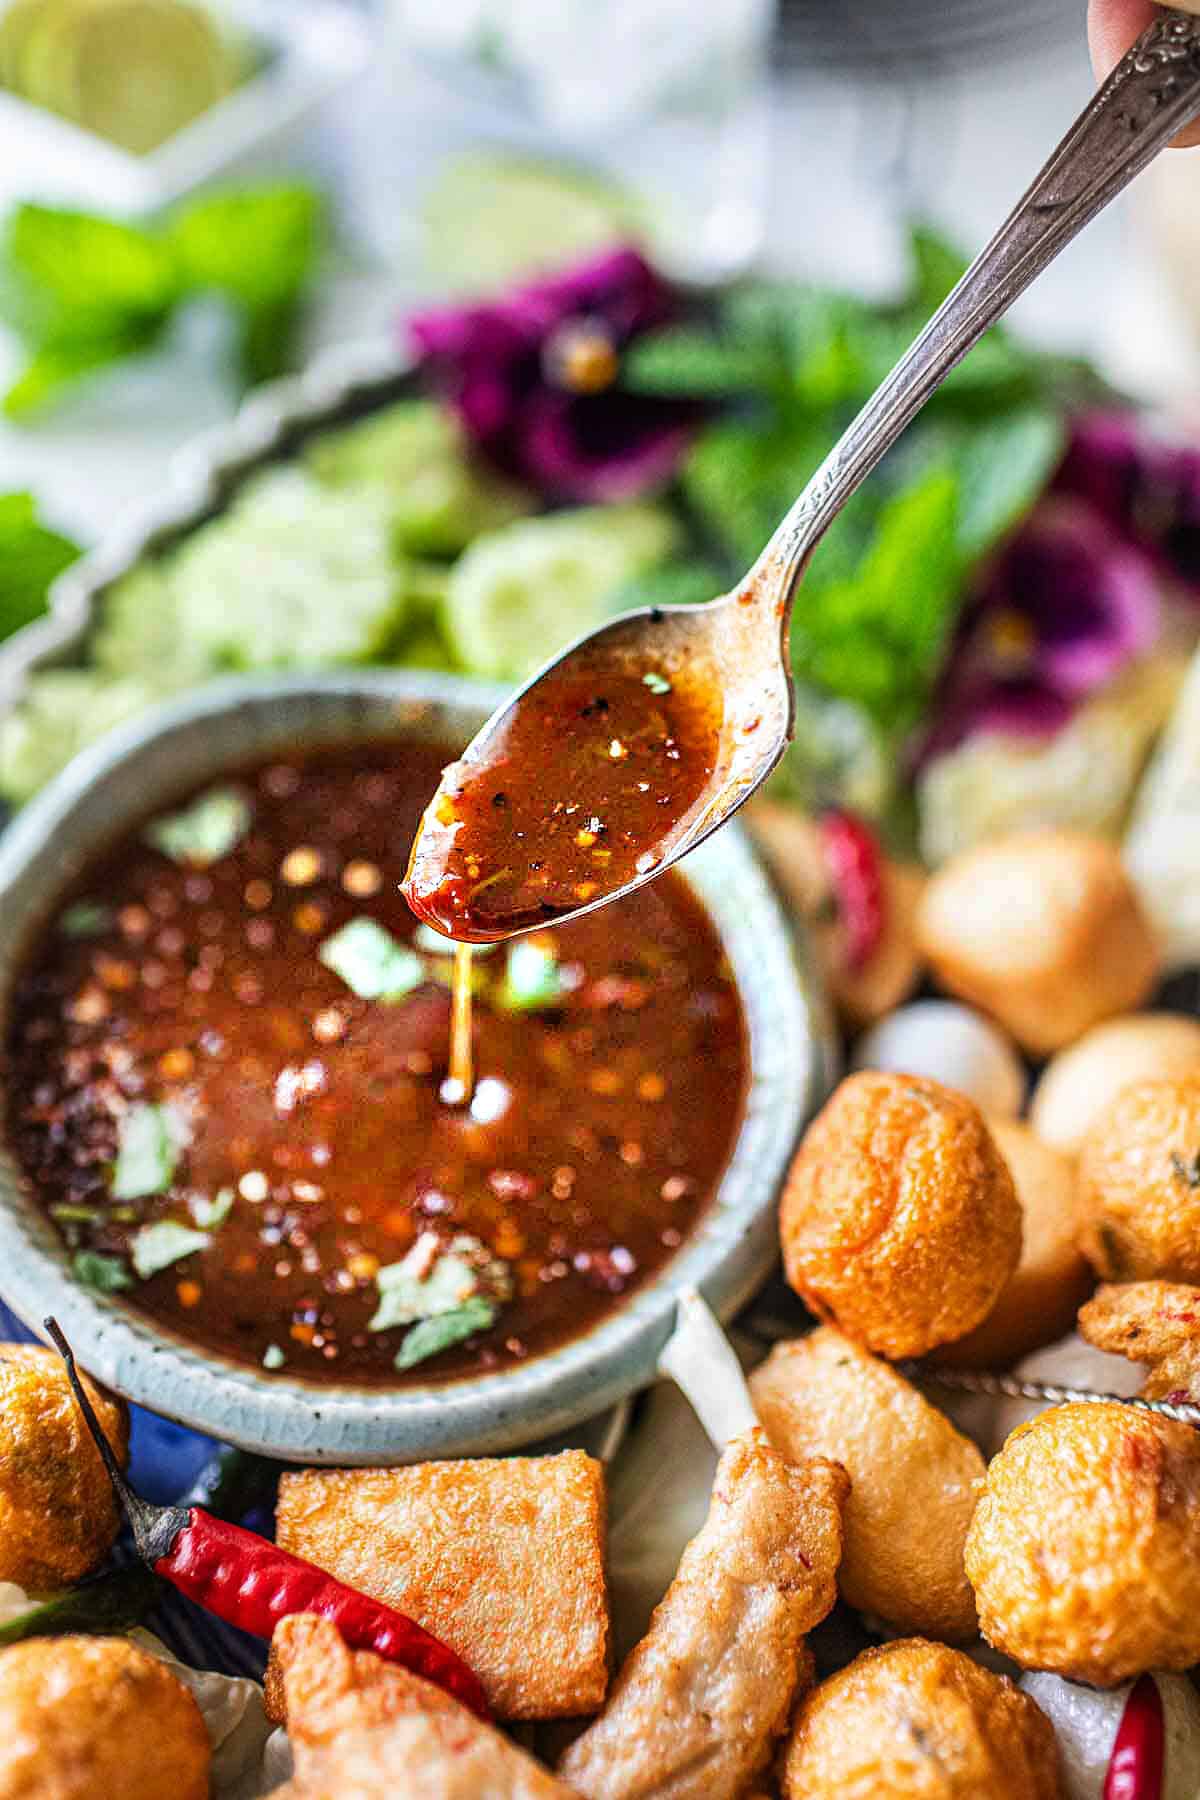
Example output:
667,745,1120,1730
759,7,1200,598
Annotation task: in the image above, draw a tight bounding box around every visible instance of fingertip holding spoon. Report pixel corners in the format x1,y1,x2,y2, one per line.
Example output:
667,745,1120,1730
406,7,1200,945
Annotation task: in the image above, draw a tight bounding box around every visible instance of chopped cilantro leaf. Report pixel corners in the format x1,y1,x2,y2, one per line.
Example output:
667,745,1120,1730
145,785,251,866
111,1101,189,1200
318,918,424,1001
130,1219,210,1279
394,1298,497,1370
72,1249,132,1293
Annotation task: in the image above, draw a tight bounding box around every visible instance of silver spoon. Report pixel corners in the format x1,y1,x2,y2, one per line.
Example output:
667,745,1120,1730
408,9,1200,939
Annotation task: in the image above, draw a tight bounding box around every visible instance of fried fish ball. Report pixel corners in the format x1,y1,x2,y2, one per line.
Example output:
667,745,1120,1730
1078,1076,1200,1281
780,1072,1021,1358
780,1640,1064,1800
965,1402,1200,1685
916,831,1159,1054
0,1635,209,1800
1030,1012,1200,1155
271,1614,575,1799
559,1432,847,1800
1078,1280,1200,1400
0,1343,128,1590
750,1328,981,1641
937,1120,1092,1368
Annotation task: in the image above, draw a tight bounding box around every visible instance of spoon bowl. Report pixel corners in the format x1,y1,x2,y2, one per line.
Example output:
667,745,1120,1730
407,5,1200,942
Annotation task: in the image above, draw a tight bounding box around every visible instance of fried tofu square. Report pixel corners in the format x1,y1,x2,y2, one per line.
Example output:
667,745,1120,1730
558,1430,848,1800
272,1449,609,1721
270,1613,580,1799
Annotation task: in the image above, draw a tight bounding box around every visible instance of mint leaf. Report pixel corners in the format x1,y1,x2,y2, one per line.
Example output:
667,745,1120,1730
191,1188,234,1229
168,186,322,312
0,206,177,337
499,939,569,1012
145,785,251,866
948,406,1066,558
112,1101,189,1200
0,492,79,636
73,1249,132,1293
394,1298,496,1370
130,1219,210,1279
319,918,424,1001
909,224,969,312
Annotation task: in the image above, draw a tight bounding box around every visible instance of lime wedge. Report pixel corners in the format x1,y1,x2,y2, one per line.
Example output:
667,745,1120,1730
423,153,642,291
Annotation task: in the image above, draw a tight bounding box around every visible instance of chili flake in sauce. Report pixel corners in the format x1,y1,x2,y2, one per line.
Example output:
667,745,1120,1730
6,743,747,1384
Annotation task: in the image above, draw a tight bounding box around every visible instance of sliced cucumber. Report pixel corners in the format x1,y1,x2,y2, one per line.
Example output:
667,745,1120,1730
423,153,640,291
0,668,173,804
92,562,217,686
443,503,679,681
170,470,407,670
306,400,533,557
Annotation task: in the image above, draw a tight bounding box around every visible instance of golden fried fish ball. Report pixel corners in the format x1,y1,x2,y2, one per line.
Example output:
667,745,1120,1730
965,1402,1200,1685
1078,1076,1200,1282
0,1343,128,1591
937,1120,1092,1368
780,1072,1022,1359
0,1636,210,1800
1078,1280,1200,1401
1030,1012,1200,1155
916,831,1159,1054
780,1639,1065,1800
751,1328,982,1641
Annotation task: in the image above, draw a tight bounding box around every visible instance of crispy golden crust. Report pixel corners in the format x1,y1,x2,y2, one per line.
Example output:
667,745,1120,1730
1078,1280,1200,1400
937,1120,1092,1368
0,1635,209,1800
965,1401,1200,1685
780,1640,1064,1800
0,1344,128,1590
1030,1013,1200,1155
916,831,1159,1054
558,1432,846,1800
272,1450,608,1722
272,1614,578,1799
1078,1076,1200,1281
750,1329,981,1641
748,803,924,1029
780,1072,1022,1359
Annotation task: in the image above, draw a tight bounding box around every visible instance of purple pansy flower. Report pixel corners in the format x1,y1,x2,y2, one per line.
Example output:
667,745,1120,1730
407,247,697,502
921,498,1161,759
1055,411,1200,595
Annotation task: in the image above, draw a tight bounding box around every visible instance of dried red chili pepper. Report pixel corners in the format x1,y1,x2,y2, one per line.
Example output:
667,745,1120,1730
1104,1674,1165,1800
819,808,885,972
45,1318,489,1719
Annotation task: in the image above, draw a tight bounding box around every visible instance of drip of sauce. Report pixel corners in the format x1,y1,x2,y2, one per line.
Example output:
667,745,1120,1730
404,648,722,944
1104,1675,1165,1800
441,943,475,1107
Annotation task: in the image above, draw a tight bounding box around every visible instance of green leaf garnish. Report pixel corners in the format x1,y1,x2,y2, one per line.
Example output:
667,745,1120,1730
498,939,568,1013
130,1219,210,1280
262,1343,286,1370
369,1231,511,1334
59,900,111,938
191,1188,234,1229
394,1298,497,1370
145,785,251,866
318,918,425,1000
0,492,79,640
642,671,671,695
111,1101,189,1201
0,187,324,416
72,1249,132,1293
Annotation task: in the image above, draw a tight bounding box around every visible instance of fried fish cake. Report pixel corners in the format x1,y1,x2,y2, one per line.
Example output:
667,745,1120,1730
0,1343,128,1590
780,1072,1022,1359
965,1402,1200,1685
750,1328,981,1641
780,1639,1064,1800
1078,1280,1200,1400
0,1635,209,1800
272,1450,608,1721
559,1432,847,1800
1030,1012,1200,1155
271,1614,576,1799
938,1119,1092,1368
916,830,1159,1054
1078,1075,1200,1281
